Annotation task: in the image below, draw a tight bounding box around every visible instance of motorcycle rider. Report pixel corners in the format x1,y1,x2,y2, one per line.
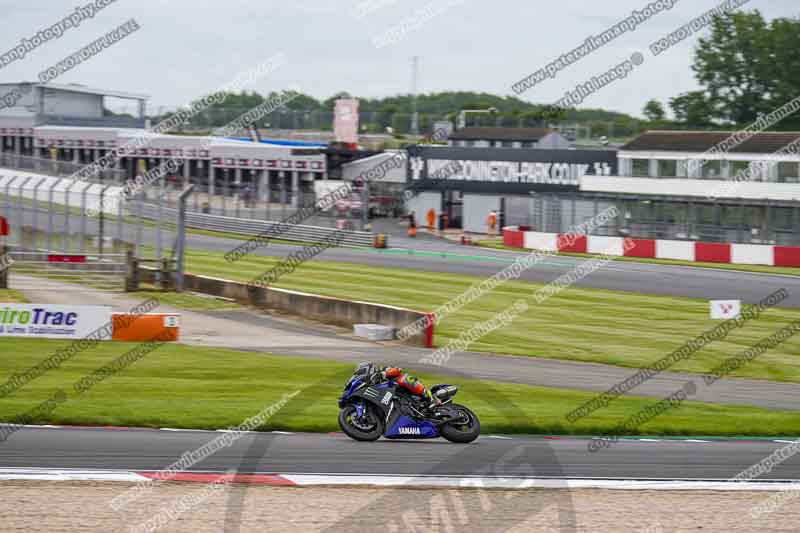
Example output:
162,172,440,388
358,362,440,409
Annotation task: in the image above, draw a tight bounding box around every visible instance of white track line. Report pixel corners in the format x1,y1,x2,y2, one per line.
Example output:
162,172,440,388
0,468,798,491
0,467,149,482
279,474,800,491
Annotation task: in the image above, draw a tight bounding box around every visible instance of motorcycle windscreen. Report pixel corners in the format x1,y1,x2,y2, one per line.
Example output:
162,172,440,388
384,415,439,439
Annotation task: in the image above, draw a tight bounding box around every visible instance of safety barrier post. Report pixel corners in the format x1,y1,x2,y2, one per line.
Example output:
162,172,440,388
175,185,195,292
0,245,8,289
0,215,9,287
125,247,139,292
160,258,173,290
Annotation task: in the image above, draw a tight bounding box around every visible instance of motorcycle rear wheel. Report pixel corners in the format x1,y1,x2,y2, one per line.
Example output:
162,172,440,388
339,404,385,442
439,404,480,443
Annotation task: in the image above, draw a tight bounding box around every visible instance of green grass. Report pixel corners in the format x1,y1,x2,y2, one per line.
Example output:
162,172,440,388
176,247,800,384
0,338,798,436
475,238,800,277
0,289,29,303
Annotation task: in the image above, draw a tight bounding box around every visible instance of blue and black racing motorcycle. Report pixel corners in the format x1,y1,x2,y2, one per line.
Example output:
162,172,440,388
338,363,480,443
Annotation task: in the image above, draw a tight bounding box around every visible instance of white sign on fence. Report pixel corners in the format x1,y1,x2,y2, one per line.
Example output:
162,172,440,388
710,300,741,320
0,304,112,339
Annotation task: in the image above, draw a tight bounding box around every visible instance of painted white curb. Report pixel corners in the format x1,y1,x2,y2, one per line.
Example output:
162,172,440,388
0,468,798,491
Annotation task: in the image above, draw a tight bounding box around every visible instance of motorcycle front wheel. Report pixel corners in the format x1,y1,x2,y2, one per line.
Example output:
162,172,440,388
439,404,480,443
339,403,385,442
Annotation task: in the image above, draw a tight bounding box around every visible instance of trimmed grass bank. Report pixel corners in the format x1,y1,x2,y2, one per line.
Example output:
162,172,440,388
175,247,800,384
0,339,798,436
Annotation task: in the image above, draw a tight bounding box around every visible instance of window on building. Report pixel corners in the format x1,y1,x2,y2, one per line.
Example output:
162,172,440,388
661,203,684,224
631,159,650,177
521,141,534,148
501,141,513,148
720,205,741,228
701,160,722,179
778,162,799,183
744,206,765,229
697,204,715,224
657,160,677,177
729,161,748,174
772,207,794,230
729,160,757,180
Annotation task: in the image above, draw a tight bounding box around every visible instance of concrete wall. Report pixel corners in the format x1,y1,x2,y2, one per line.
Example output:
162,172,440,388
516,229,800,267
139,270,432,347
504,196,531,227
406,191,441,227
463,194,501,234
42,88,103,118
581,175,800,202
538,132,572,149
341,152,407,184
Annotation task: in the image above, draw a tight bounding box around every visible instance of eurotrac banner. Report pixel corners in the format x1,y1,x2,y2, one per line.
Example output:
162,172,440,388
0,304,112,339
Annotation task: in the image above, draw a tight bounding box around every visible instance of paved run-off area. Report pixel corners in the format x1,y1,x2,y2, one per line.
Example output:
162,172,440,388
0,482,797,532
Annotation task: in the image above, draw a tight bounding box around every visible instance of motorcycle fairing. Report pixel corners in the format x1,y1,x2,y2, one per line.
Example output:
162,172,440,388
384,415,439,439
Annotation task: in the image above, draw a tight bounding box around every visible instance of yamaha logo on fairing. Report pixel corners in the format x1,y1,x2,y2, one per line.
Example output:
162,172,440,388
398,427,421,435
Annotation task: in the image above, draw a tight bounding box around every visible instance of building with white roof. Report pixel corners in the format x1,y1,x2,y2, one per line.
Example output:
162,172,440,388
0,82,328,205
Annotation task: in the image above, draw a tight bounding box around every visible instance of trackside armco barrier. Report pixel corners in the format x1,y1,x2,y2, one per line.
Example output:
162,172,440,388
504,227,800,267
137,203,378,248
137,268,434,347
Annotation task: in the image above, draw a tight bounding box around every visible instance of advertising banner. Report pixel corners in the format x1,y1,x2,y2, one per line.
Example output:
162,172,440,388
0,304,112,339
334,99,359,144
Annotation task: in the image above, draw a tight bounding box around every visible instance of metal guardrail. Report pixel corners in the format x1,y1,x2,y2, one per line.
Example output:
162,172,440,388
7,250,127,291
136,202,380,247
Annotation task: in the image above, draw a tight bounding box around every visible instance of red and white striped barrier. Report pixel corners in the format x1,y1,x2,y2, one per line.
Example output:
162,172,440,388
503,227,800,267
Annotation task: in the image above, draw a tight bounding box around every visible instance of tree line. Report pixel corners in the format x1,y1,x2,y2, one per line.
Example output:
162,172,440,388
149,10,797,139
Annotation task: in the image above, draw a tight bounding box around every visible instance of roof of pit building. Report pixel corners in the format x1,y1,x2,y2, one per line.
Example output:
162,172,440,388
621,131,800,154
449,127,555,142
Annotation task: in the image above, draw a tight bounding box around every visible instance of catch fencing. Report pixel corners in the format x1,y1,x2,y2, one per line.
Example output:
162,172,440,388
7,250,127,291
0,166,379,288
137,203,377,247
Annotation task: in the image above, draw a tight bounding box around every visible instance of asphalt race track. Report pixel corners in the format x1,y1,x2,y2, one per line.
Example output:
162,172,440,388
1,427,798,481
12,210,800,307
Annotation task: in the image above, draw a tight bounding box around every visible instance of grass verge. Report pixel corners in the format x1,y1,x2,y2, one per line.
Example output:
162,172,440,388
175,247,800,383
475,238,800,277
0,289,29,303
0,339,797,436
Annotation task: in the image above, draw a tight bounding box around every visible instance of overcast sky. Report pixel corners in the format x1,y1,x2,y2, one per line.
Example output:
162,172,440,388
0,0,796,118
